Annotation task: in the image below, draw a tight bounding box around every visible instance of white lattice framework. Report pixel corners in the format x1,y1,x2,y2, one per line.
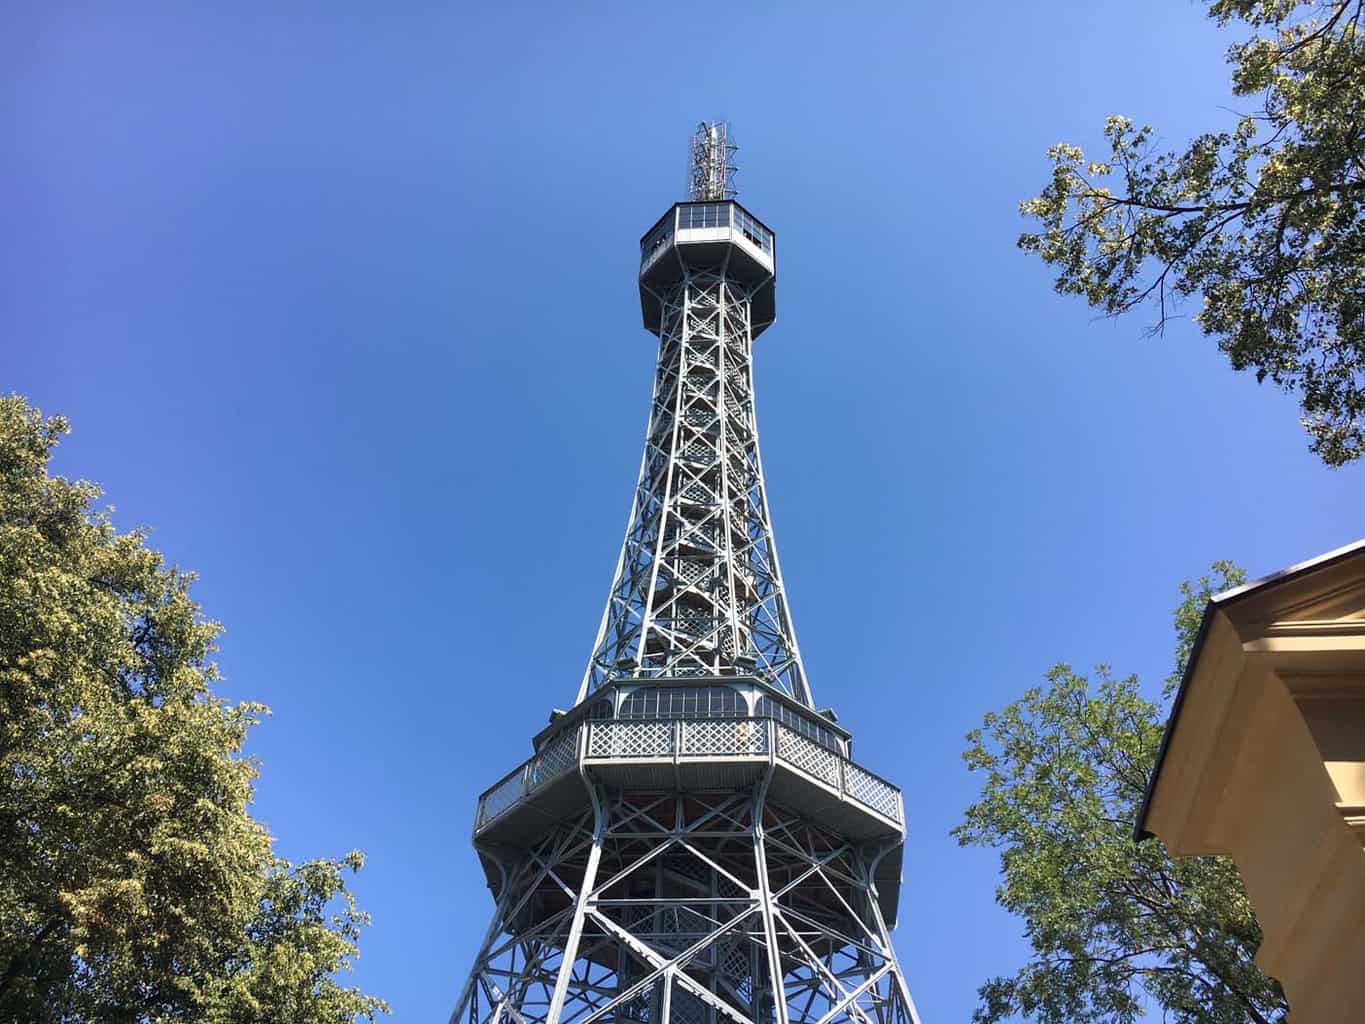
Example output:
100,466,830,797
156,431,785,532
689,122,737,201
579,269,811,707
450,789,921,1024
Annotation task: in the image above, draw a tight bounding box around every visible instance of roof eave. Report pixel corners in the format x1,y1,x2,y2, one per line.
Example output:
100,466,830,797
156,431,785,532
1133,537,1365,843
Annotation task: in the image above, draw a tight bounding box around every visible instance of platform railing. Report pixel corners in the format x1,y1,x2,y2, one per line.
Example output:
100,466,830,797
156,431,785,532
474,726,582,830
640,229,673,272
475,716,903,831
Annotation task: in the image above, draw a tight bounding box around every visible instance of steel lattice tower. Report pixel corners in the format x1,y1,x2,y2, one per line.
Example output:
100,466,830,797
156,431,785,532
450,123,922,1024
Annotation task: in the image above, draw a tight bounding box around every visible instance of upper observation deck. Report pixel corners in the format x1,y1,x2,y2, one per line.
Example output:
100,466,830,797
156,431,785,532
638,200,777,337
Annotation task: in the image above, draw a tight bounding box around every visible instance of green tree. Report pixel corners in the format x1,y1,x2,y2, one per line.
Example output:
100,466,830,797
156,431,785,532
0,396,388,1023
954,562,1289,1024
1019,0,1365,465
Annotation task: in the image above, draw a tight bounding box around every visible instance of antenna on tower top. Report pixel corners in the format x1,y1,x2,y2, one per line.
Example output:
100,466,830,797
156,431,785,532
688,121,738,201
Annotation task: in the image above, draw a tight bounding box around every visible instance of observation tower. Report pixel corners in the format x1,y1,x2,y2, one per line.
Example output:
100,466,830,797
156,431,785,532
450,123,923,1024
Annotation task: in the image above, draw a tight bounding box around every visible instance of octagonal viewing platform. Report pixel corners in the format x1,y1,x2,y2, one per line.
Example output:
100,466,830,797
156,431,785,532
638,200,777,337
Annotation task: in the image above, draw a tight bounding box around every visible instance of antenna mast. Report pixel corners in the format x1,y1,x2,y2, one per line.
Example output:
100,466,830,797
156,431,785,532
688,120,738,200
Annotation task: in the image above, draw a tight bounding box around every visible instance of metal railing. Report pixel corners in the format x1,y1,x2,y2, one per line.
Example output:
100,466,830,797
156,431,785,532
589,717,770,759
640,228,673,272
475,717,902,830
474,726,581,829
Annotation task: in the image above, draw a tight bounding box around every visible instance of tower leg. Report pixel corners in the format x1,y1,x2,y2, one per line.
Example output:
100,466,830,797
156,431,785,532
448,858,513,1024
546,789,609,1024
752,779,790,1024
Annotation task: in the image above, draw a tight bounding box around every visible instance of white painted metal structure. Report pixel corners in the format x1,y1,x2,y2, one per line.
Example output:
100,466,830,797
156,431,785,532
450,125,922,1024
688,122,737,202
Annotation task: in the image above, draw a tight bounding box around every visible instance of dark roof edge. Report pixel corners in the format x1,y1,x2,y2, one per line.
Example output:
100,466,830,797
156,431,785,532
1133,598,1216,842
1133,537,1365,843
1208,537,1365,609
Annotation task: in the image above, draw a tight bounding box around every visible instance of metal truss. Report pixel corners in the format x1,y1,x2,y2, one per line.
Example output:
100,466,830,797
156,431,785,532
580,270,811,707
689,122,738,202
451,784,921,1024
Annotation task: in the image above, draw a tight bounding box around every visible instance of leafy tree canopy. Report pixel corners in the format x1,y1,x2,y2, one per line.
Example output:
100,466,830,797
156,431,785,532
954,562,1291,1024
0,396,388,1023
1020,0,1365,465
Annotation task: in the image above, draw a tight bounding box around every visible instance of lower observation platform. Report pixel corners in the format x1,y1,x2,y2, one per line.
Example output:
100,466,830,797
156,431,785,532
470,677,906,926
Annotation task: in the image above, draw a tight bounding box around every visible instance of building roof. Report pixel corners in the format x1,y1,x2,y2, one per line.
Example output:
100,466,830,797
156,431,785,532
1134,537,1365,841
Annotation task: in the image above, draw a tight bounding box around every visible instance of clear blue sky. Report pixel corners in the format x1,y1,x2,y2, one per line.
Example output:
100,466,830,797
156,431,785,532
4,3,1360,1021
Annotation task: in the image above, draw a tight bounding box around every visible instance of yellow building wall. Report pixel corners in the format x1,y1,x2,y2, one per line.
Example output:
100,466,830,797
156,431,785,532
1142,551,1365,1023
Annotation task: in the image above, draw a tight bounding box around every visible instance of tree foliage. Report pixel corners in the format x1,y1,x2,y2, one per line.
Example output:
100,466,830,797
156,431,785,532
1019,0,1365,465
954,562,1290,1024
0,396,388,1023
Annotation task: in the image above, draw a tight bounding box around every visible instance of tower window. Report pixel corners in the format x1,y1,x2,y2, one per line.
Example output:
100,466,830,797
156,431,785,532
678,204,731,230
617,685,745,720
